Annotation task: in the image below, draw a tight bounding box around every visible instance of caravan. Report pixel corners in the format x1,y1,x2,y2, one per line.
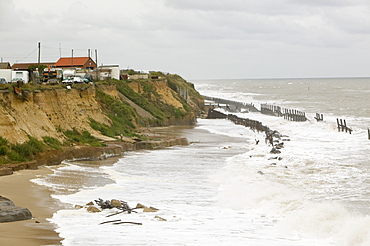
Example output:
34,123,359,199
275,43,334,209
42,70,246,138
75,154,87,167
11,71,29,84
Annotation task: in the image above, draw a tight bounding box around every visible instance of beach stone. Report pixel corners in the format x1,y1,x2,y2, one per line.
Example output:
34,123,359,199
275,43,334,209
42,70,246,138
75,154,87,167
143,207,159,212
87,206,101,213
136,203,147,209
0,196,32,223
111,199,122,207
86,201,94,206
154,215,167,221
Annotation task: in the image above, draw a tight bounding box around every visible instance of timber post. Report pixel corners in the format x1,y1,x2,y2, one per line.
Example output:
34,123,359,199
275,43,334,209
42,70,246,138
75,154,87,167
315,113,323,121
337,118,352,134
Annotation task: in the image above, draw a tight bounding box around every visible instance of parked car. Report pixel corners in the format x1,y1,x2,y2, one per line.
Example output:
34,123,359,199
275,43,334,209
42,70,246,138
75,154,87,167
62,78,73,83
72,77,84,83
0,78,7,84
62,77,84,83
11,78,24,83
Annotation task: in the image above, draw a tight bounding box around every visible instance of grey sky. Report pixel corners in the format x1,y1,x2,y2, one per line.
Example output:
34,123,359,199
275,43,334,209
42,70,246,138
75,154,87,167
1,0,370,79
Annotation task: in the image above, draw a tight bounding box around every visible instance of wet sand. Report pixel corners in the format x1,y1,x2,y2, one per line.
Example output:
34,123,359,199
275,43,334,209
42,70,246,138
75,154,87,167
0,167,62,246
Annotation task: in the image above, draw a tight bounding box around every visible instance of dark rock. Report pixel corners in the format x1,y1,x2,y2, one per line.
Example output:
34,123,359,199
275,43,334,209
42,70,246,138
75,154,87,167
270,148,281,154
0,196,32,223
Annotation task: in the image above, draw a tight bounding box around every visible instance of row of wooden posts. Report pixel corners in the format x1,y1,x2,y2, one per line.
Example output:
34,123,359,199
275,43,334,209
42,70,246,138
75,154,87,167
336,118,352,134
207,109,271,134
204,96,259,112
260,104,307,122
205,97,370,139
207,109,280,146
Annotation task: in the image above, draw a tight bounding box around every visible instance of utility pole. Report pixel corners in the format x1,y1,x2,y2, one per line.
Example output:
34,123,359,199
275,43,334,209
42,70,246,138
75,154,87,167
71,49,74,67
95,49,98,81
37,42,41,84
38,42,41,64
59,43,62,57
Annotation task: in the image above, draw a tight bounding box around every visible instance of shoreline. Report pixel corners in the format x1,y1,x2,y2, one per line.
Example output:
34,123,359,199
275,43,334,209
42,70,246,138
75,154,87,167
0,166,63,246
0,128,193,245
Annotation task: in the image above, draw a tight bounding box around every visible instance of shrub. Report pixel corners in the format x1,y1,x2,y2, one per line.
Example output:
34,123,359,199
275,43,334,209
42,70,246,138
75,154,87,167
0,136,8,146
94,88,138,136
42,136,63,149
10,136,45,161
7,150,27,162
63,128,106,147
0,146,8,156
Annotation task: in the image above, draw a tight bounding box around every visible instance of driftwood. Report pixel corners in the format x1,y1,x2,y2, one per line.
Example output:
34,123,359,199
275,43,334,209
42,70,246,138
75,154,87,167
113,222,142,225
99,219,121,225
99,219,142,225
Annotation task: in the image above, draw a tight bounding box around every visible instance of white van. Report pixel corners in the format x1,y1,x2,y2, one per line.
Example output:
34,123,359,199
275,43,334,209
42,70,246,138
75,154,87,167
11,71,29,84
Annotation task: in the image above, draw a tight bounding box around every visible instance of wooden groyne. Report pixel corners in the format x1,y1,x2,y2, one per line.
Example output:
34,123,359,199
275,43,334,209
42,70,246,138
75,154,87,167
207,109,270,134
261,103,307,122
314,113,324,121
204,96,307,122
260,104,283,117
204,96,364,137
337,118,352,134
207,109,286,149
203,96,259,112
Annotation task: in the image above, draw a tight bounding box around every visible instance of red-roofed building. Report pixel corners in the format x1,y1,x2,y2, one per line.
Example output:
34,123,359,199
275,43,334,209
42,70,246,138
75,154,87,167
55,57,96,69
12,62,55,70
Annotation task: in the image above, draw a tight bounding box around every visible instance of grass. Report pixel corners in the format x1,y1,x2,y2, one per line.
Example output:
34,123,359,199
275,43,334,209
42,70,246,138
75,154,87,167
0,136,46,163
63,128,106,147
115,80,191,122
42,136,63,150
94,88,139,136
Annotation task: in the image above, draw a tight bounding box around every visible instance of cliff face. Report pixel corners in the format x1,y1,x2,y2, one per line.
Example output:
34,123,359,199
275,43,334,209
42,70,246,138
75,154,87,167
0,87,110,144
0,76,204,144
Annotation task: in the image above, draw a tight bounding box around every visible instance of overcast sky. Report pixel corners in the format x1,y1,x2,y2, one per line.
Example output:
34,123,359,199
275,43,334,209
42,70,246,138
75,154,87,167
1,0,370,79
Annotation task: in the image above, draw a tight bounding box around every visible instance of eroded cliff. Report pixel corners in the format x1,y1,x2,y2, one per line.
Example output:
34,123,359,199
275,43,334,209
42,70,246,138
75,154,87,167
0,74,204,164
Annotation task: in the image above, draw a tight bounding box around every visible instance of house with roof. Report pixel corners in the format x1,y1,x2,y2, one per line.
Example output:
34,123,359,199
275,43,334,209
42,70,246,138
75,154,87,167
11,62,55,70
0,62,11,69
55,57,97,70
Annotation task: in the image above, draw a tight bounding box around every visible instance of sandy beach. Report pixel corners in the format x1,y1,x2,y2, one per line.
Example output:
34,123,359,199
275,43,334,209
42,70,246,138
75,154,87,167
0,167,62,246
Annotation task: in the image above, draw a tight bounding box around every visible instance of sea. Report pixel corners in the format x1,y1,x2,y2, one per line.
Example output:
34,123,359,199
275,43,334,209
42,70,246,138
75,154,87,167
33,78,370,246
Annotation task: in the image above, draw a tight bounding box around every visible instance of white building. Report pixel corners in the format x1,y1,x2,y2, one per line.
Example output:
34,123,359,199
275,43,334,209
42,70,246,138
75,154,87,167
99,65,120,80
